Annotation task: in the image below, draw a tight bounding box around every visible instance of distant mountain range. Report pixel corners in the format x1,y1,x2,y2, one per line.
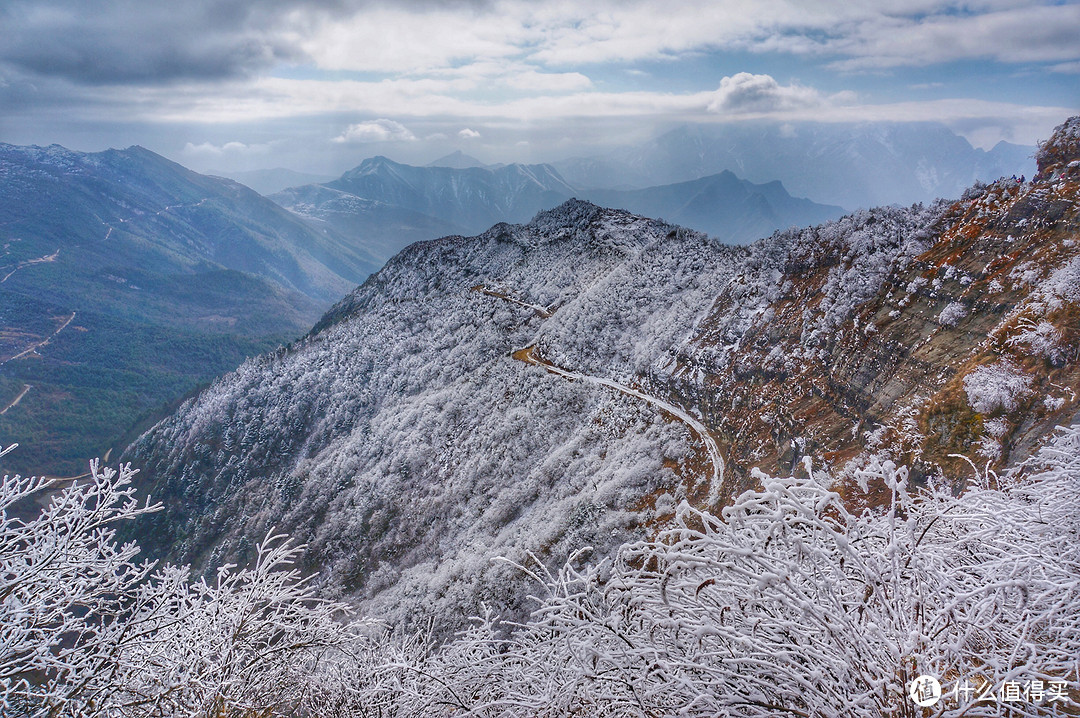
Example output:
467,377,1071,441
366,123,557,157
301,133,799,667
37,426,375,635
266,121,1029,257
272,157,581,262
326,157,577,234
586,170,843,242
0,143,379,475
553,121,1035,209
271,155,845,259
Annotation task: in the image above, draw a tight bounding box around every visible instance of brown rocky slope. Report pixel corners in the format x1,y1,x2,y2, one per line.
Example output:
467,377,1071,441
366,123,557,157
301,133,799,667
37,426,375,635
656,116,1080,506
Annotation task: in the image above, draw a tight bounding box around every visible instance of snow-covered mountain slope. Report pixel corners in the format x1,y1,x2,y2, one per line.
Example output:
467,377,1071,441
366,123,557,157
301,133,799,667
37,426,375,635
660,118,1080,500
127,117,1080,639
127,201,741,630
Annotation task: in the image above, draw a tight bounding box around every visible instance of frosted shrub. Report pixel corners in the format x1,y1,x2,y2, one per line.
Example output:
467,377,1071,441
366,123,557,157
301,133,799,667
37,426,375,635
0,446,350,718
963,359,1033,414
1007,319,1065,364
937,301,968,327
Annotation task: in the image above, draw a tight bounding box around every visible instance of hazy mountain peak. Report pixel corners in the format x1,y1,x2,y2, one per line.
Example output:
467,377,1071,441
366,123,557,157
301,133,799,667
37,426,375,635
554,120,1036,210
426,150,489,169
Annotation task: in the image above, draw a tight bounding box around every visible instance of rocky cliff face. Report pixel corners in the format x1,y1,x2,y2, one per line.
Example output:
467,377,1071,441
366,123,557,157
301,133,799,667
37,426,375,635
125,117,1080,635
656,116,1080,505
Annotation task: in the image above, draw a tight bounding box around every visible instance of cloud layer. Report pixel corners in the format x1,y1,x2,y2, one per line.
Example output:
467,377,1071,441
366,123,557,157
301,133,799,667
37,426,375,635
0,0,1076,167
5,1,1079,84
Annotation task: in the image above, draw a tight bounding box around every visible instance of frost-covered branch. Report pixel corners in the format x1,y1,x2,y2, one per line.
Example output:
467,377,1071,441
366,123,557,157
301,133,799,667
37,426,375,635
0,448,353,717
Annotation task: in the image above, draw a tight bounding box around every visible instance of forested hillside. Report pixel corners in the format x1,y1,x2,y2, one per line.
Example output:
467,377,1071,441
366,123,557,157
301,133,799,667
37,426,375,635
0,143,379,476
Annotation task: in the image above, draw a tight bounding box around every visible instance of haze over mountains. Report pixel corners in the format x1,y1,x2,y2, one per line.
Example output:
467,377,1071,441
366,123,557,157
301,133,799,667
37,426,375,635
0,143,378,475
0,120,1041,480
0,120,1039,481
266,121,1030,262
212,168,337,196
271,154,846,261
553,121,1035,209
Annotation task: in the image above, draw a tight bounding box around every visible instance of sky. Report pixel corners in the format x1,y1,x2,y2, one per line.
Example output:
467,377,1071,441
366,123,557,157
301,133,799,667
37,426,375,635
0,0,1077,175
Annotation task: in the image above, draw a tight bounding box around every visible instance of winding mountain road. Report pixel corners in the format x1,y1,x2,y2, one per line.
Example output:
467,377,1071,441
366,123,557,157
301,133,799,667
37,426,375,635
103,197,209,240
0,384,31,415
475,283,725,500
1,249,60,283
473,285,552,317
1,311,76,366
513,345,725,503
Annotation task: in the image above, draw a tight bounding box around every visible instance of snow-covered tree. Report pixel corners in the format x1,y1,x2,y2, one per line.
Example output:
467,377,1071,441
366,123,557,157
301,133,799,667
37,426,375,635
6,420,1079,717
0,445,351,717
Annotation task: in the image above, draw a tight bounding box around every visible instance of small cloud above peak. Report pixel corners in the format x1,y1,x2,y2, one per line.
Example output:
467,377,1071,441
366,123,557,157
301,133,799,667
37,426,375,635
334,119,417,144
706,73,824,115
458,128,481,139
183,141,271,156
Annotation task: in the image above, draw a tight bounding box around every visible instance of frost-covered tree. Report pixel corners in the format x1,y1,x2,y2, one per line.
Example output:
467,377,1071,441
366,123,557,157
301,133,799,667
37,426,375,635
7,422,1079,717
0,445,350,717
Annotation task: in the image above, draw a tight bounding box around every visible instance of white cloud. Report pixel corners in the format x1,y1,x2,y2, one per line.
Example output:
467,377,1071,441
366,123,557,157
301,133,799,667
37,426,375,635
706,73,828,115
458,128,481,139
181,141,270,156
289,5,531,74
332,119,417,144
385,59,593,94
1050,61,1080,74
75,69,1072,150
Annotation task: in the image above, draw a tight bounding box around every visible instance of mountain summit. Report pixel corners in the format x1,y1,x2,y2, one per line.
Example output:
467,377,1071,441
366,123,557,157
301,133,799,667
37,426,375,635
426,151,493,170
